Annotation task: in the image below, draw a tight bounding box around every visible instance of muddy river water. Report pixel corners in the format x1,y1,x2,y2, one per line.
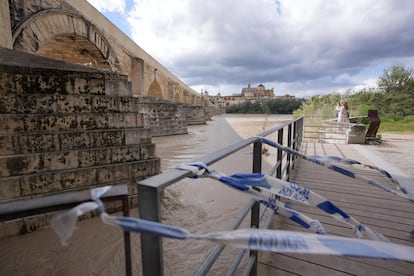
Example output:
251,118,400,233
0,114,292,276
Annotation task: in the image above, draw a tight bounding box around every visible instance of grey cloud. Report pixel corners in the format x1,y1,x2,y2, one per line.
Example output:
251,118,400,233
158,0,414,95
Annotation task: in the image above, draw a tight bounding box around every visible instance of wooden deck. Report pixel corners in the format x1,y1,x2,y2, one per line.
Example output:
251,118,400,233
258,142,414,276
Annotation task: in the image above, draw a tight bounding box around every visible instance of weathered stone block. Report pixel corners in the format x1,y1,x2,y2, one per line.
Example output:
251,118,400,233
136,113,144,127
124,128,151,145
60,132,95,150
96,166,115,183
140,143,156,159
114,164,131,181
105,78,131,96
117,97,140,113
73,77,88,94
0,72,16,93
94,130,124,148
78,148,114,167
21,74,66,94
78,149,97,167
21,172,62,196
16,94,56,113
42,151,79,171
88,78,105,95
77,113,109,130
38,75,61,92
130,159,160,178
55,95,92,113
23,115,78,132
0,177,21,200
92,96,117,112
62,168,97,189
0,94,16,113
0,114,24,134
0,135,21,155
97,164,132,184
113,113,137,128
22,133,59,153
0,154,43,177
112,146,141,163
94,148,113,165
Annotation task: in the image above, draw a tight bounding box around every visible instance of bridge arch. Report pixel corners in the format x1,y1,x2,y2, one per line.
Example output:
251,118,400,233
148,81,163,98
12,9,118,71
173,87,183,103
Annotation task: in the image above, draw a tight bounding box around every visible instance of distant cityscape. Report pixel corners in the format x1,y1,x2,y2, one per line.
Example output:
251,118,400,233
203,83,296,108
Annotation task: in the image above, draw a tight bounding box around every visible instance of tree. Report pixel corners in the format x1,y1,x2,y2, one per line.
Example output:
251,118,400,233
378,65,414,93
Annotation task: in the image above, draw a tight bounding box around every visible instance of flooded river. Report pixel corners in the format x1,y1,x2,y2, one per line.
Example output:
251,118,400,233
155,114,292,275
0,114,292,276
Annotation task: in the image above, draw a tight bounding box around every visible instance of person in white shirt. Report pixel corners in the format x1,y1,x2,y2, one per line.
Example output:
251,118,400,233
335,101,349,123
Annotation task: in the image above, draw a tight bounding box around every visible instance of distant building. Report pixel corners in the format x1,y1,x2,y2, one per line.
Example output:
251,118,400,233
203,91,226,108
241,83,274,100
204,84,295,108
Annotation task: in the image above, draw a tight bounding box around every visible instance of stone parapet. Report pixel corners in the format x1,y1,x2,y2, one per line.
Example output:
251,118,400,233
0,57,160,237
179,104,210,125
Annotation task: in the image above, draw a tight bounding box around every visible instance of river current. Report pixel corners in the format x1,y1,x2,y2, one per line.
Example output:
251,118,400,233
155,114,292,274
0,114,292,276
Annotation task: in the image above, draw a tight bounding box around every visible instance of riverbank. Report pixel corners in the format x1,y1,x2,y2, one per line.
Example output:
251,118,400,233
1,114,412,276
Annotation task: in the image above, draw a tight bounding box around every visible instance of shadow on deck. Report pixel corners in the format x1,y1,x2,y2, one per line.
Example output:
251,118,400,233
258,142,414,275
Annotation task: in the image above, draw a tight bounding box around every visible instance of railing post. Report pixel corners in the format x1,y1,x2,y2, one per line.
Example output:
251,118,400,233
250,140,262,276
298,117,303,148
122,196,132,276
138,184,164,276
287,124,292,180
276,128,283,179
292,120,298,169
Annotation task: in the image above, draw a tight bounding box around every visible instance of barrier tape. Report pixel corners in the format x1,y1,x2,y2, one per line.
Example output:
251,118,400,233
51,186,414,262
177,163,327,235
177,162,386,241
255,136,414,202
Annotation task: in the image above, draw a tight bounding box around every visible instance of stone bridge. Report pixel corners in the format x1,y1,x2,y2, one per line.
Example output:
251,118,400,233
1,0,204,105
0,0,223,241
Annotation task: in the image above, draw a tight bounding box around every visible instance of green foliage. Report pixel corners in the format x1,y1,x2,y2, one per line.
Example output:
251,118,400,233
380,115,414,132
294,93,343,119
226,98,305,114
295,65,414,122
378,65,414,93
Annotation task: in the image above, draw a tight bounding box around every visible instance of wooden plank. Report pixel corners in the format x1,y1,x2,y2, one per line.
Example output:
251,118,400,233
259,142,414,275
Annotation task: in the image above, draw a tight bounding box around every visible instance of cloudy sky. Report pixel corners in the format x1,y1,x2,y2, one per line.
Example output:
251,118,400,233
87,0,414,97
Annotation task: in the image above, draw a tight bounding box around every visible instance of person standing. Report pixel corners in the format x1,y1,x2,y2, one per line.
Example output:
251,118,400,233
336,101,349,123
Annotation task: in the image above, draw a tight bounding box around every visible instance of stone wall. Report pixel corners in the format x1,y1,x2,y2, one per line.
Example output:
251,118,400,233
180,104,210,125
137,96,215,136
137,96,188,137
0,53,160,237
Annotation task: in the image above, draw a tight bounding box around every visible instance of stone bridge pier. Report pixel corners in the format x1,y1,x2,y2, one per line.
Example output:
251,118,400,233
1,0,206,106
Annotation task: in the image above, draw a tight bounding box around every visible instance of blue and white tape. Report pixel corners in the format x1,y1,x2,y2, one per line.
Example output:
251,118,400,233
256,136,414,202
51,186,414,262
177,163,386,241
194,229,414,261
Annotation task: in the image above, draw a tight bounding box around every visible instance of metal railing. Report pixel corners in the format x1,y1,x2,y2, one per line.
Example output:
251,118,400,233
303,116,368,144
0,184,133,276
137,116,304,275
